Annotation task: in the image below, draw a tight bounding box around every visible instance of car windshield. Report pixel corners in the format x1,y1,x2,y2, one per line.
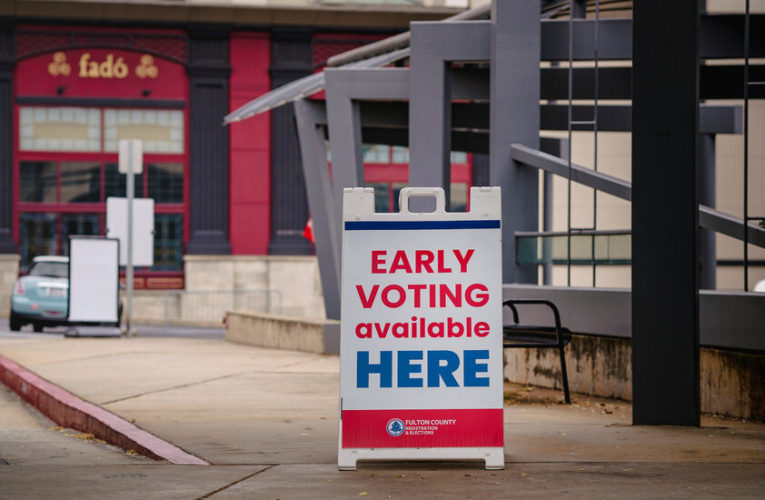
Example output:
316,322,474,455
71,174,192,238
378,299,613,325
28,261,69,279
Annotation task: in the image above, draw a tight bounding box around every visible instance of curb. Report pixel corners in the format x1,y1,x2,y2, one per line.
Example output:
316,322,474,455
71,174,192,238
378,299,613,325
0,354,208,465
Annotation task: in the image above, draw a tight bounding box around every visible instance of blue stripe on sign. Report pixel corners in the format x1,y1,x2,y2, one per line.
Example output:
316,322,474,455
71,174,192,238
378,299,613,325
344,220,501,230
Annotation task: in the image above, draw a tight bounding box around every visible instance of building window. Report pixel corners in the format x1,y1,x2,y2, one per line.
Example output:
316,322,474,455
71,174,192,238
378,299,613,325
19,107,101,152
60,162,101,203
361,144,472,213
147,163,183,203
154,214,183,271
104,109,184,153
16,105,187,274
19,213,57,267
19,161,57,202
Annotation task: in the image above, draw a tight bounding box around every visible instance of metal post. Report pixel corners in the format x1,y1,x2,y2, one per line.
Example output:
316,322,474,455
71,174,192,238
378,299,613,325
490,0,540,284
126,150,134,336
700,134,716,290
631,0,700,426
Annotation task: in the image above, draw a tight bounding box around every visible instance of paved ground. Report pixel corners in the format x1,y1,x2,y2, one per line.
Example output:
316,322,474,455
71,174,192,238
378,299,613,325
0,329,763,499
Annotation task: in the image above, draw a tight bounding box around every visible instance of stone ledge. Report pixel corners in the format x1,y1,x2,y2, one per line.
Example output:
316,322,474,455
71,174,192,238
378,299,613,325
504,334,765,421
225,310,340,355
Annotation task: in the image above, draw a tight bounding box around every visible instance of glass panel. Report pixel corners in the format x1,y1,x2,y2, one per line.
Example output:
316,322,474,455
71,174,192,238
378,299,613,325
19,213,57,268
450,182,468,212
153,214,183,271
61,214,100,257
366,183,390,213
147,163,183,203
392,182,407,212
19,106,100,152
19,161,57,203
392,146,409,164
515,233,632,266
28,260,68,279
60,162,101,203
450,151,468,164
105,163,144,199
362,144,390,163
104,109,184,153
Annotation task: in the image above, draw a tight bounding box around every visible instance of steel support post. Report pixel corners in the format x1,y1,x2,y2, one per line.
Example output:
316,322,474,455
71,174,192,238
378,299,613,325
490,0,540,283
700,134,716,290
632,1,700,426
408,21,490,210
325,68,409,223
293,100,341,320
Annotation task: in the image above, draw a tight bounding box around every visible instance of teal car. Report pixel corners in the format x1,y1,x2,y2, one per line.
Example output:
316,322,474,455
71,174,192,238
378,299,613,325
10,256,70,332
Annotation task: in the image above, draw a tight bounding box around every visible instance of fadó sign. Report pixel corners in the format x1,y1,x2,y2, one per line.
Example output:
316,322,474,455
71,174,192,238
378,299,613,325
47,52,159,80
338,187,504,470
16,48,186,101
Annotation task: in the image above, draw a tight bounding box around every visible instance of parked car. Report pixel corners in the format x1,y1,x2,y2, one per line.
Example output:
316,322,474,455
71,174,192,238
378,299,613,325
10,256,70,332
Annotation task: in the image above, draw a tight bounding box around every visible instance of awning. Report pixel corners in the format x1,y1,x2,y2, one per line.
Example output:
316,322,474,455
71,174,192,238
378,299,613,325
223,48,411,125
223,3,491,125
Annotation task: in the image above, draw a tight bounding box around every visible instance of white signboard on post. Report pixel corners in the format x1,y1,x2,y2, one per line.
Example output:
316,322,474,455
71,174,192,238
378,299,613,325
68,237,120,323
106,197,154,267
338,186,504,470
119,139,143,174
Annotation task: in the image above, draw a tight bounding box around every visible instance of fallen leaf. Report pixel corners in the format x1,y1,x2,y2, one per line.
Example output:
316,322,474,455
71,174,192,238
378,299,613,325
358,492,369,496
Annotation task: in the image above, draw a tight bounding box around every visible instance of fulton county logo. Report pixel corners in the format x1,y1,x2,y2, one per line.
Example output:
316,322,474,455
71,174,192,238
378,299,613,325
386,418,405,437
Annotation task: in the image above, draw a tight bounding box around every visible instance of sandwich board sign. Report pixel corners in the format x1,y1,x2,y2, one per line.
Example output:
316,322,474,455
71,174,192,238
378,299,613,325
338,186,504,470
68,237,120,324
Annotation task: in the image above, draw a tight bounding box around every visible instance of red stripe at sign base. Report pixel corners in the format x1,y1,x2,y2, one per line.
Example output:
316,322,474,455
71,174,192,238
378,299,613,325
342,409,504,448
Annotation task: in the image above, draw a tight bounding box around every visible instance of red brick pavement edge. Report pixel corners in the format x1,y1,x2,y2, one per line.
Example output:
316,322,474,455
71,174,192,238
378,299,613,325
0,354,208,465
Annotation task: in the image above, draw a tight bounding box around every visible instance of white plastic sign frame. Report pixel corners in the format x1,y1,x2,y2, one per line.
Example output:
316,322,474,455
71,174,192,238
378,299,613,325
106,197,154,267
338,186,504,470
67,237,120,324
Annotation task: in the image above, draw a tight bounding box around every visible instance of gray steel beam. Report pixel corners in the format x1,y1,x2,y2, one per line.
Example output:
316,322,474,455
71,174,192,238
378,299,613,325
490,0,540,284
699,206,765,248
326,3,492,67
293,100,341,320
444,64,764,103
632,0,700,426
408,21,490,209
510,144,765,250
541,15,765,61
510,144,632,202
324,68,410,293
541,104,742,134
503,285,765,352
325,80,364,221
700,134,716,290
356,99,741,135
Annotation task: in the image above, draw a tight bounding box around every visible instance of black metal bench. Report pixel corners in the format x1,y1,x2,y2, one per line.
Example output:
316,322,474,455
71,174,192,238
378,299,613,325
503,299,572,403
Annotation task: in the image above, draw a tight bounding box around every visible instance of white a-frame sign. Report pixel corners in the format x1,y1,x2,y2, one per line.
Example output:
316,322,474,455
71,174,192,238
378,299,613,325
338,187,504,470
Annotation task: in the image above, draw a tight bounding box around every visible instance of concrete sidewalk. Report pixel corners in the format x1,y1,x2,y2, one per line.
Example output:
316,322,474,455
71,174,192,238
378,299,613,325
0,334,763,499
